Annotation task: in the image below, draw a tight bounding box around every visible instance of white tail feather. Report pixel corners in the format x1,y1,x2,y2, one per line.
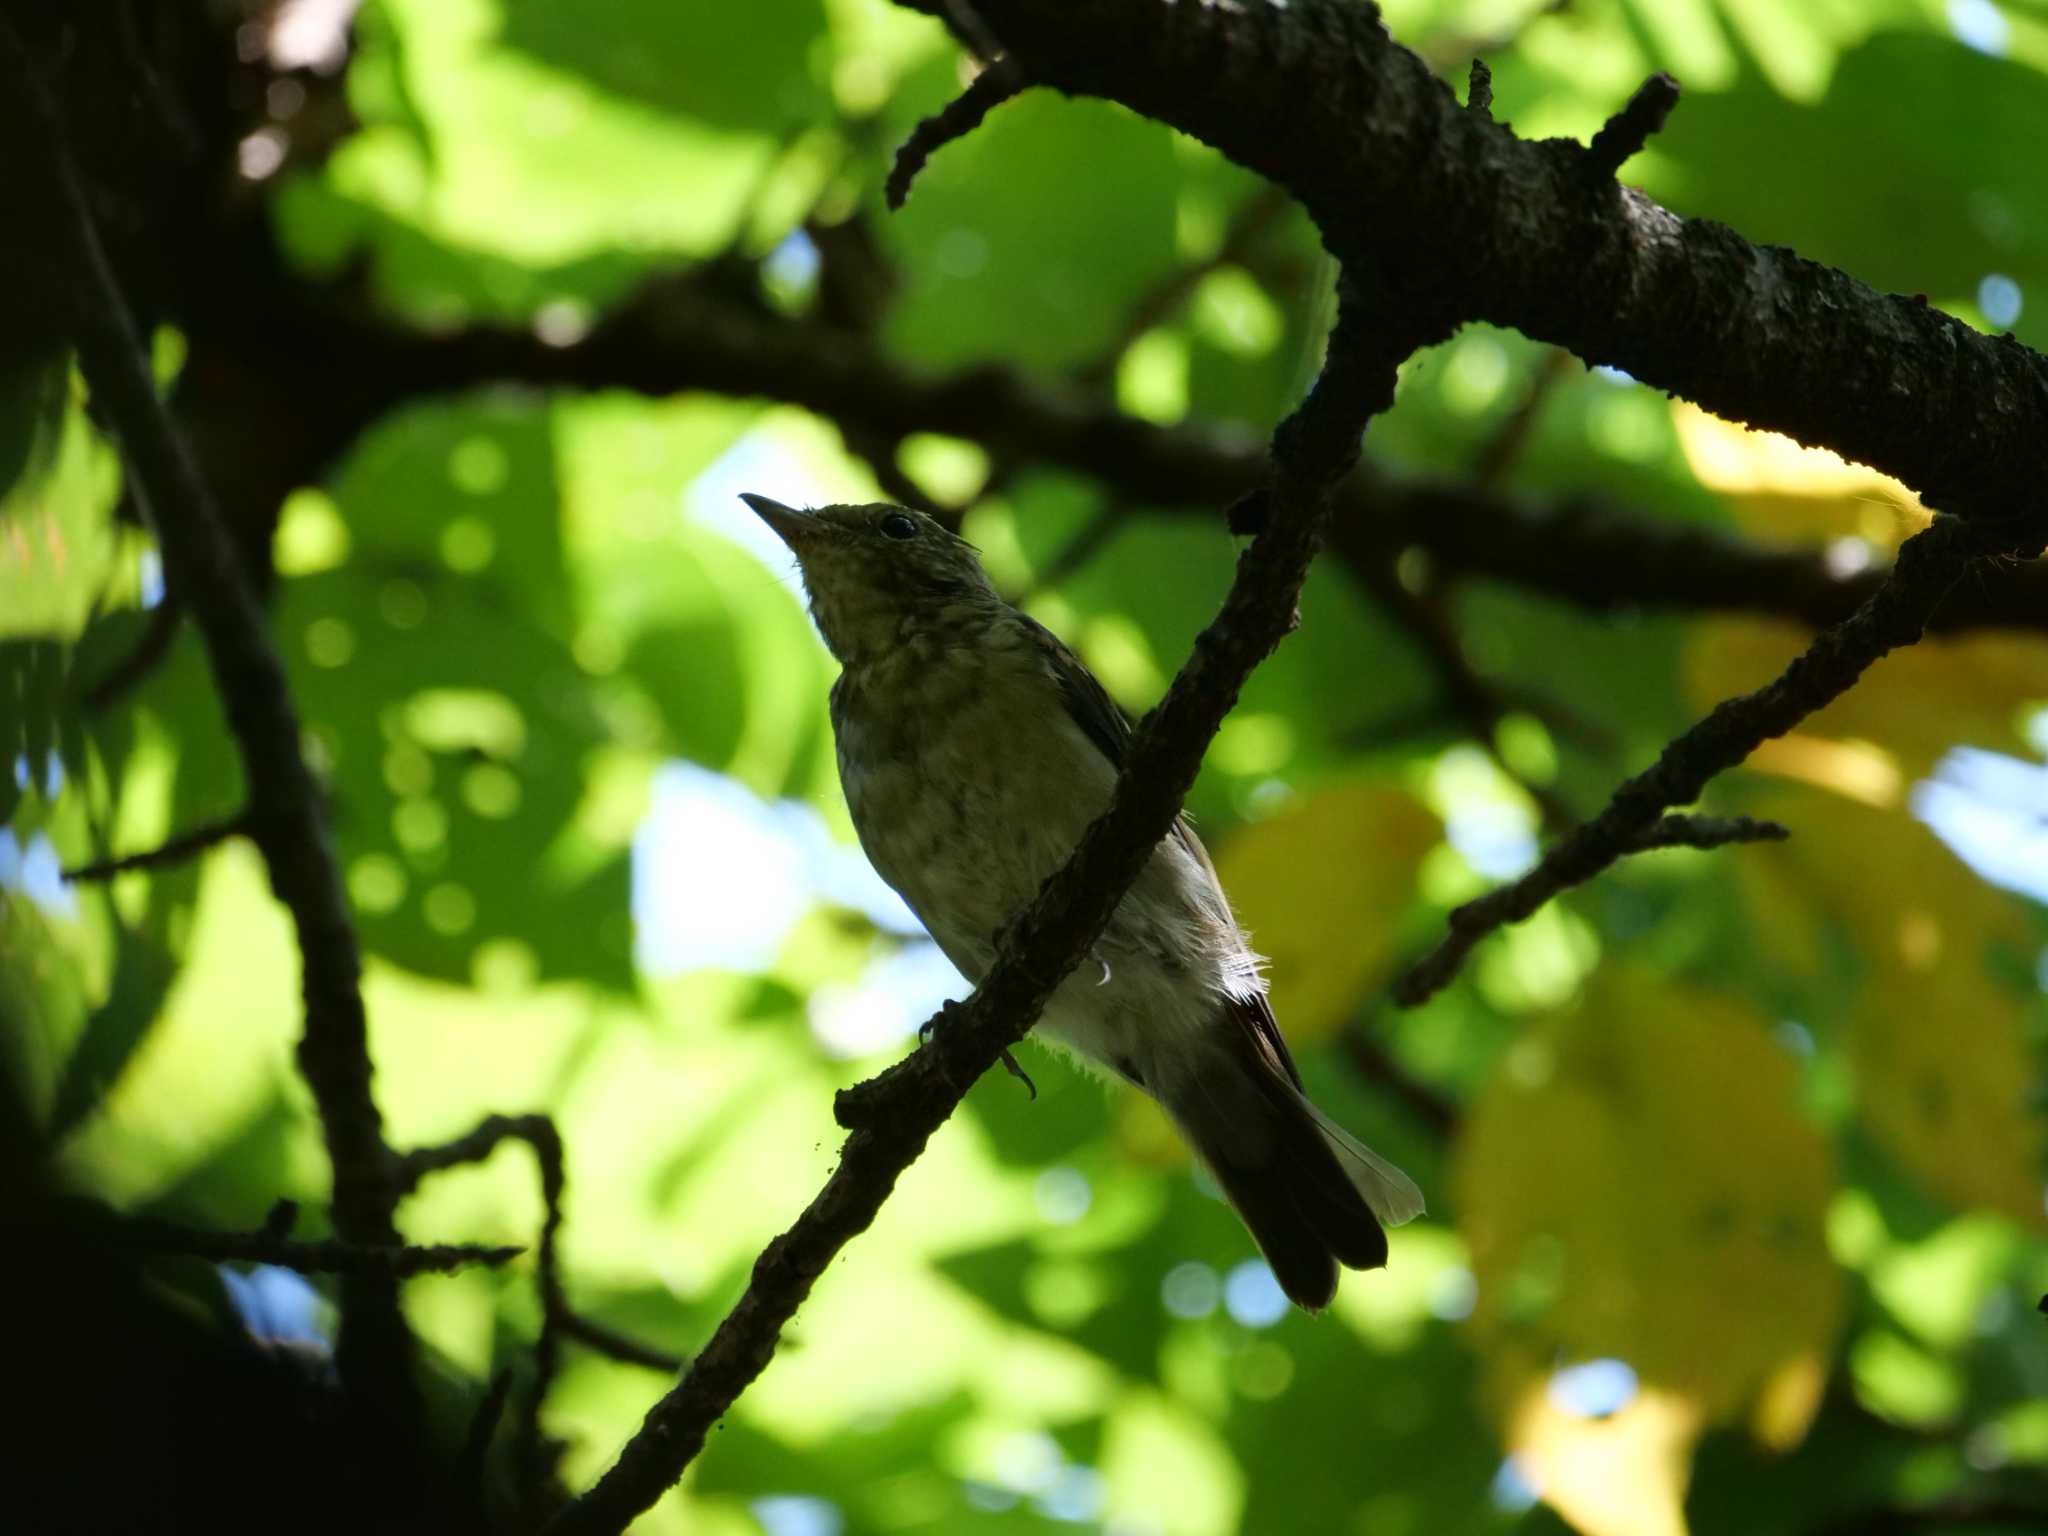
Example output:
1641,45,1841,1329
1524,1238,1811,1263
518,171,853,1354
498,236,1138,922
1300,1097,1426,1227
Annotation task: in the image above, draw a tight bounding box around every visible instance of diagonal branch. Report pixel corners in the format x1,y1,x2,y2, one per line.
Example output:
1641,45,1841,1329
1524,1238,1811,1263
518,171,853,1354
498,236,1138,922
542,280,1438,1536
1391,515,2010,1006
62,811,249,882
0,13,418,1462
886,60,1026,209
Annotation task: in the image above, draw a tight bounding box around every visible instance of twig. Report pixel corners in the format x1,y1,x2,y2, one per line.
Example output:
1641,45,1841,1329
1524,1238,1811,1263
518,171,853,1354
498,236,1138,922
1472,347,1572,485
82,596,183,711
1465,59,1492,119
542,280,1441,1536
396,1113,686,1495
106,1212,521,1277
0,12,420,1460
1583,72,1682,177
62,810,249,881
885,61,1025,210
558,1314,687,1375
1632,813,1788,851
1392,515,2000,1007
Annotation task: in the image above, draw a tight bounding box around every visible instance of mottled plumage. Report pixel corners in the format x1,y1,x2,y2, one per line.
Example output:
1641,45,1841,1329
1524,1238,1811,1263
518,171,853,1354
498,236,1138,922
742,494,1423,1309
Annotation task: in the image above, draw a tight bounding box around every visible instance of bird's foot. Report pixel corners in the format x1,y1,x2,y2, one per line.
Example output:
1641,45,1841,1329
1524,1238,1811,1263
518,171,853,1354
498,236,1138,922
998,1047,1038,1100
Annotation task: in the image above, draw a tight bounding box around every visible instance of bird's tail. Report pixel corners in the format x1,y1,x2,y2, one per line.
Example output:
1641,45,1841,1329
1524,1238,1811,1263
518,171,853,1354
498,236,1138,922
1162,1042,1423,1312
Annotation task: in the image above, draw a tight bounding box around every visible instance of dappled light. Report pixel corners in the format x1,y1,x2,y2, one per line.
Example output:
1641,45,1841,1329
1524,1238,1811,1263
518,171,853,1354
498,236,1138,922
3,2,2047,1535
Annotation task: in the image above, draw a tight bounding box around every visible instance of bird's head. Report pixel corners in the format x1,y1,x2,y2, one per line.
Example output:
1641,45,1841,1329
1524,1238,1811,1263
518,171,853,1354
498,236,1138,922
740,495,1000,665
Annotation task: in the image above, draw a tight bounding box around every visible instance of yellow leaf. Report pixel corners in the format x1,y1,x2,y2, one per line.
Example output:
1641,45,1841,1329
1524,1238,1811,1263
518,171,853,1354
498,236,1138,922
1511,1384,1702,1536
1735,790,2044,1222
1672,401,1926,547
1687,619,2048,780
1215,781,1440,1044
1457,969,1843,1423
1750,1351,1828,1453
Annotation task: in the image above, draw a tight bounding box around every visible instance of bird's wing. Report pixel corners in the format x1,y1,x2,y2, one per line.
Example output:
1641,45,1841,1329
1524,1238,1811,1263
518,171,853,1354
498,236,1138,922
1021,616,1306,1092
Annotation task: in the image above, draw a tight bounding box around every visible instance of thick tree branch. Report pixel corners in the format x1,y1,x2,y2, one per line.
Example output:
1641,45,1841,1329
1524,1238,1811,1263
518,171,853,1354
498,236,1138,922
543,281,1437,1536
1393,515,2006,1005
0,14,419,1462
215,257,2048,638
895,0,2048,518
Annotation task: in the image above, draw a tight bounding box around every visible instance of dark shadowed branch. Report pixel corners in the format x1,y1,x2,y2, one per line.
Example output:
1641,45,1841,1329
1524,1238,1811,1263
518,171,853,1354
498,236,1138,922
1392,515,2017,1005
895,0,2048,520
0,12,420,1460
107,1206,523,1278
203,247,2048,641
886,60,1025,209
396,1115,686,1503
61,810,250,882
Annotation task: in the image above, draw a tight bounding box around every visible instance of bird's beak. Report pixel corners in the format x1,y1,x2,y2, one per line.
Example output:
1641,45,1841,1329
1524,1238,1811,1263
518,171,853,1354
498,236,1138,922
740,493,816,549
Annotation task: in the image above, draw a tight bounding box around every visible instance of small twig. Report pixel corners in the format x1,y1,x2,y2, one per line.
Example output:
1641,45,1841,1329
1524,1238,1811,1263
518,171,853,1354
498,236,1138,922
397,1113,685,1491
62,810,249,882
107,1213,521,1278
1392,515,2000,1007
886,61,1025,210
1472,347,1573,485
1632,813,1788,851
1583,72,1683,178
1465,59,1493,118
82,596,183,711
558,1314,687,1375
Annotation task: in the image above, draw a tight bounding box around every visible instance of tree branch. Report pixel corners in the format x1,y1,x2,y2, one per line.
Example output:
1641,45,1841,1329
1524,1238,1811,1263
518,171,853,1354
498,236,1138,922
886,60,1026,209
396,1114,685,1502
1392,515,2004,1006
108,1213,522,1278
210,254,2048,639
542,278,1438,1536
61,811,249,882
0,12,419,1463
895,0,2048,519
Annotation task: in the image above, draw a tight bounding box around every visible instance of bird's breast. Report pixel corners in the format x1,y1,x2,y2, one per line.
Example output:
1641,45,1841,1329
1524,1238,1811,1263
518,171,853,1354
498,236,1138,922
833,643,1111,971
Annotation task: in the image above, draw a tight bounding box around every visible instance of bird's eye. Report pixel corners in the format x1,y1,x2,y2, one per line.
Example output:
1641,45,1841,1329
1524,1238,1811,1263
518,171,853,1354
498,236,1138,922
878,512,919,541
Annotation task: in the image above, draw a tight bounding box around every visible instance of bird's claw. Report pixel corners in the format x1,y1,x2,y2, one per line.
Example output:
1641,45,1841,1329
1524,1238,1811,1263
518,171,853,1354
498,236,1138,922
999,1048,1038,1100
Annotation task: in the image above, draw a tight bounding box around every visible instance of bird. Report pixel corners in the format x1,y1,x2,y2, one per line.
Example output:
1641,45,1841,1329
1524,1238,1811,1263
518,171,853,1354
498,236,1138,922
741,493,1423,1310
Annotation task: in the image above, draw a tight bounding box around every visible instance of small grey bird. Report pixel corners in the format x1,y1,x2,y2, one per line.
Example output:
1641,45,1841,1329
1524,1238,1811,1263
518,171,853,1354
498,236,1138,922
742,493,1423,1309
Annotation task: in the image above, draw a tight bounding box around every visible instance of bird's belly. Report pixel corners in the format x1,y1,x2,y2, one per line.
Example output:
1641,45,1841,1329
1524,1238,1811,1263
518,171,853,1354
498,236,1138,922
840,702,1099,971
836,668,1253,1085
